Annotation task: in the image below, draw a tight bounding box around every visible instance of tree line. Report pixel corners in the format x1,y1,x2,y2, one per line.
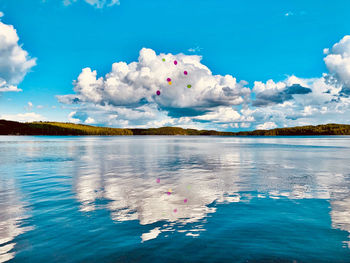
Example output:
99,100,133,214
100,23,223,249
1,120,350,136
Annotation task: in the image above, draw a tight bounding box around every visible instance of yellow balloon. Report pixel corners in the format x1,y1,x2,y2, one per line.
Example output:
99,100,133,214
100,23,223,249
168,81,172,85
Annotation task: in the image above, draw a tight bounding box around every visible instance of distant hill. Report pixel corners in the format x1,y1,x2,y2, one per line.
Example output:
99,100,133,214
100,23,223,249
0,120,132,135
1,119,350,136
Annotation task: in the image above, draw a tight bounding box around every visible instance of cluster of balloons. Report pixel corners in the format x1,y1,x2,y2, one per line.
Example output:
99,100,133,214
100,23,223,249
156,58,192,96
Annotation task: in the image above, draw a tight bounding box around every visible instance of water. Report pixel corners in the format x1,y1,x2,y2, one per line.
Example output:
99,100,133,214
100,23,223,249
1,136,350,262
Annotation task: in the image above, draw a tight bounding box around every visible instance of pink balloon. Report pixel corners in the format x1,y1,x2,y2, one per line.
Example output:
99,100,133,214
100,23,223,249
167,78,171,82
184,198,188,203
173,209,177,213
174,60,178,65
156,178,160,183
184,71,188,75
156,90,161,96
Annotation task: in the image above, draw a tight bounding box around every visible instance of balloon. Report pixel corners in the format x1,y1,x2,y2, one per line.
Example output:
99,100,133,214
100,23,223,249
162,58,165,62
156,90,161,96
184,71,188,75
168,81,172,85
167,78,171,82
174,60,178,65
184,198,188,203
187,84,191,88
156,178,160,183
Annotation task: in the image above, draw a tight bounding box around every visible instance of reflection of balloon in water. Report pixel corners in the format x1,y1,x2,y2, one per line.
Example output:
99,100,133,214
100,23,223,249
184,71,188,75
168,81,172,85
167,78,171,82
162,58,165,62
187,84,192,88
156,90,161,96
174,60,178,65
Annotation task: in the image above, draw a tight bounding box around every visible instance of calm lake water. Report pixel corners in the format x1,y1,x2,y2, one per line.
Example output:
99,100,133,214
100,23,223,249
1,136,350,262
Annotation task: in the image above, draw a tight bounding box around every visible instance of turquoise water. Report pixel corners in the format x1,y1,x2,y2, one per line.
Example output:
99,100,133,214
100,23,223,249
1,136,350,262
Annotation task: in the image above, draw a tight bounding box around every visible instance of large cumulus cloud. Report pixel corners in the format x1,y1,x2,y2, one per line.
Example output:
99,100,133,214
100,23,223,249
58,48,250,127
0,19,36,92
324,35,350,95
58,36,350,130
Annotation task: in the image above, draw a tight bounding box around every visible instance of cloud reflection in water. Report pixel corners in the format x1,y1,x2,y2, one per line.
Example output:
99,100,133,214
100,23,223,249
71,137,350,243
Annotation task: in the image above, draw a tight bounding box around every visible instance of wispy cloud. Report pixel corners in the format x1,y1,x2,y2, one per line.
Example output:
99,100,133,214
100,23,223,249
63,0,120,8
188,46,203,53
24,102,33,111
284,11,307,17
0,112,46,122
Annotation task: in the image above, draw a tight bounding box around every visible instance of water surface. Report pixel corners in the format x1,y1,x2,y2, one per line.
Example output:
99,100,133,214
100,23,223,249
1,136,350,262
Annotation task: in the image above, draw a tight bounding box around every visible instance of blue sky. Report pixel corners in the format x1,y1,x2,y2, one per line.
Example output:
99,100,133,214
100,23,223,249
0,0,350,130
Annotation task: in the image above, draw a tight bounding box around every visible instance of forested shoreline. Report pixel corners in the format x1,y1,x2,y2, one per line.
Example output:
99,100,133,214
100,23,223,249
1,120,350,136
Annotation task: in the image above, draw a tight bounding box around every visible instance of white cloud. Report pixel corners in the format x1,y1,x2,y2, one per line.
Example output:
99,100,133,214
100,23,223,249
57,48,250,127
240,122,251,128
188,46,202,53
195,107,240,122
252,76,314,107
58,48,250,115
256,122,277,130
63,0,119,8
302,105,318,116
85,0,120,8
324,35,350,94
68,111,81,123
0,12,4,18
25,102,33,111
0,20,36,92
194,106,254,125
84,117,95,124
0,112,45,122
284,11,306,17
0,81,21,92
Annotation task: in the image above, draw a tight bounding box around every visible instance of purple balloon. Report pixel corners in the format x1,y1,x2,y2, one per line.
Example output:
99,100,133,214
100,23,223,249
167,78,171,82
174,60,178,65
184,71,188,75
156,90,161,96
